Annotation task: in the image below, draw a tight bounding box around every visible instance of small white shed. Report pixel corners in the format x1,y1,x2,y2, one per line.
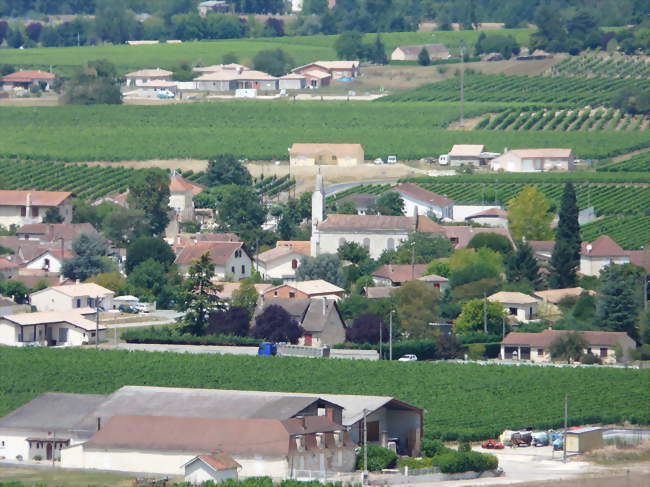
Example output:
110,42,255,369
183,453,240,484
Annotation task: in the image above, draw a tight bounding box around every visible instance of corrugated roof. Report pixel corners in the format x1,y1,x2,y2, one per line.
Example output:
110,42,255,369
502,329,632,347
488,291,538,305
0,190,72,207
124,68,172,78
85,415,342,455
0,392,107,433
175,242,244,266
318,214,414,231
290,143,363,157
509,148,573,158
448,144,484,157
395,183,454,208
2,311,104,331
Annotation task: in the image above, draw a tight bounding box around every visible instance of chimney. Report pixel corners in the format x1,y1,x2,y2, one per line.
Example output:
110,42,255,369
97,417,101,431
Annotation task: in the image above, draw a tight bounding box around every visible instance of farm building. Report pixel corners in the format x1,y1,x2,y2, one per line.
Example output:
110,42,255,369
0,310,106,347
292,61,360,80
184,453,240,484
488,291,538,321
30,283,114,312
124,68,173,87
61,415,356,478
0,190,73,228
255,241,311,282
310,175,444,258
390,44,450,61
393,182,454,219
490,148,574,172
2,70,56,91
253,297,346,346
500,330,636,363
565,427,603,453
289,143,364,167
174,241,252,280
262,279,344,300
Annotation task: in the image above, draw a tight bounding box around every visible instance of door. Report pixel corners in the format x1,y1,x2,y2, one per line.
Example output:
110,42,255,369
45,326,53,346
46,443,53,460
58,327,68,344
304,334,312,346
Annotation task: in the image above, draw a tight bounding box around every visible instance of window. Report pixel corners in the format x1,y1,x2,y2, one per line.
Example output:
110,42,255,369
76,298,81,308
43,258,50,270
289,292,296,298
366,421,380,442
241,265,245,274
600,347,608,358
274,291,278,296
537,348,543,356
587,348,592,355
508,307,517,315
31,207,39,217
331,155,337,161
20,207,26,217
291,259,298,269
231,266,235,273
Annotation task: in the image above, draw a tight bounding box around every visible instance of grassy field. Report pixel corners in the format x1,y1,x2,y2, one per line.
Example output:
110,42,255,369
0,29,533,75
1,347,649,441
1,102,649,161
0,466,136,487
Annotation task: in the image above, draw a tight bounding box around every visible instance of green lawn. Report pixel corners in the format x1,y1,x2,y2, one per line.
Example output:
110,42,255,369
1,101,648,161
0,465,137,487
0,29,533,76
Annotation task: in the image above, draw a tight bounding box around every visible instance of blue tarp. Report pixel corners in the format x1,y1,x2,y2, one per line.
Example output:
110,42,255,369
338,77,354,82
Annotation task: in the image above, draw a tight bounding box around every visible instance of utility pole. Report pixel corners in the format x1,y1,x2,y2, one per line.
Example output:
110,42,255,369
389,310,394,361
563,394,568,463
483,292,488,334
410,241,416,281
502,314,506,338
459,41,466,128
95,296,101,349
379,319,383,359
363,408,368,484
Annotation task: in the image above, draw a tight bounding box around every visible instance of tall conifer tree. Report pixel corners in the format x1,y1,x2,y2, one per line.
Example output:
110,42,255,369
549,183,580,288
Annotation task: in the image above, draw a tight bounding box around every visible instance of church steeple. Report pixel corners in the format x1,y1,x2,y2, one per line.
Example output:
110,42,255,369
310,171,325,256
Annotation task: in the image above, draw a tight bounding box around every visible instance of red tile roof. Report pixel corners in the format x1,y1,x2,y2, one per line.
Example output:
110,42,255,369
0,190,72,207
502,329,632,347
627,249,650,272
528,240,555,253
194,453,241,471
581,235,627,257
395,183,454,207
372,264,428,283
175,241,244,266
318,214,416,231
169,174,203,195
0,257,19,270
3,70,56,83
16,223,99,243
276,241,311,256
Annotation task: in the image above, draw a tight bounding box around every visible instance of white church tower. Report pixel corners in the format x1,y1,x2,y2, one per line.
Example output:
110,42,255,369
310,172,325,256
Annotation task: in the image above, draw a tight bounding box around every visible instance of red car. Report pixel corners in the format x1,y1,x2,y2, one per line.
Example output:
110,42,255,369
481,439,505,449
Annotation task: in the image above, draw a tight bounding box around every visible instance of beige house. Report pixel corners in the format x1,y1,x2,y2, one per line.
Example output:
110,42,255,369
2,70,56,91
255,241,311,282
580,235,630,276
292,61,360,79
488,291,538,321
124,68,173,87
0,310,106,347
490,149,574,172
390,44,450,61
501,329,636,363
0,191,73,228
194,70,278,91
174,241,252,280
30,283,114,312
278,73,306,90
289,143,364,167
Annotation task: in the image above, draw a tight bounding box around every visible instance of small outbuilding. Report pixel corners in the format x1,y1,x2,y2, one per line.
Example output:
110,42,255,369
289,143,364,167
183,452,240,484
565,427,603,453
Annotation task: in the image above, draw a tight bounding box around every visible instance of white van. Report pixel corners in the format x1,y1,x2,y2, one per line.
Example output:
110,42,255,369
387,155,397,164
438,154,449,165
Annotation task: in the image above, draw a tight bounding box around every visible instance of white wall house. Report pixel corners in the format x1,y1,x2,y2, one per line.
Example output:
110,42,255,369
0,191,73,228
393,183,454,219
184,454,240,484
22,249,70,274
255,243,310,282
124,68,172,87
0,311,106,347
175,242,252,280
488,291,538,322
30,283,115,312
490,149,574,172
579,235,631,276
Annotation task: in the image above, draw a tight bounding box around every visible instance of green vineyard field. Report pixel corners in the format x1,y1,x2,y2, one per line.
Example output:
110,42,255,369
381,73,650,106
598,152,650,172
581,215,650,250
1,103,649,161
0,159,134,200
550,55,650,78
1,348,648,441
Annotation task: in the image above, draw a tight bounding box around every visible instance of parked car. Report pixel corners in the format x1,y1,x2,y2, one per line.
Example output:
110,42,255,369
398,354,418,362
119,304,139,314
374,157,384,164
481,439,504,449
386,155,397,164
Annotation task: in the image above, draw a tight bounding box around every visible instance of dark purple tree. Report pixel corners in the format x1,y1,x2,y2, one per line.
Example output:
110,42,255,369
26,22,42,42
0,21,8,43
252,305,302,344
207,306,251,337
346,313,388,344
264,18,284,37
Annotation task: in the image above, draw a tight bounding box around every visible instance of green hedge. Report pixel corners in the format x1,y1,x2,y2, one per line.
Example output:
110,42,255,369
121,326,260,346
437,451,498,474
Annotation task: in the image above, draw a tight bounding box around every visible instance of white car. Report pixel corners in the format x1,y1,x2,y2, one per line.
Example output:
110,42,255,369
386,155,397,164
398,354,418,362
374,157,384,164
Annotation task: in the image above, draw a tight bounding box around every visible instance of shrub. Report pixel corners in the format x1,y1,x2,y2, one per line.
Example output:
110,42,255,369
437,450,498,473
421,438,449,457
32,455,42,461
581,353,602,365
397,456,435,469
631,344,650,360
467,343,486,360
356,444,397,471
121,326,259,346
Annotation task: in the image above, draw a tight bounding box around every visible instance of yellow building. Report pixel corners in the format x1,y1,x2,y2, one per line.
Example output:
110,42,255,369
565,427,603,453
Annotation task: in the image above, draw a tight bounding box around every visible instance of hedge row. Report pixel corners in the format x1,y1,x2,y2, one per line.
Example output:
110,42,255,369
121,326,259,346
